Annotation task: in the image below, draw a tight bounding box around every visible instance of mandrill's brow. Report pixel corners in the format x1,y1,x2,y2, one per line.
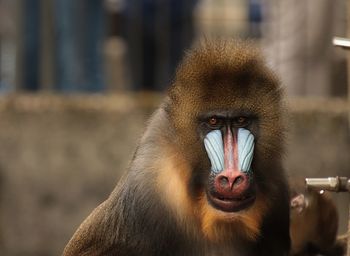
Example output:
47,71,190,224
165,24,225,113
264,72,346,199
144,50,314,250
197,109,255,120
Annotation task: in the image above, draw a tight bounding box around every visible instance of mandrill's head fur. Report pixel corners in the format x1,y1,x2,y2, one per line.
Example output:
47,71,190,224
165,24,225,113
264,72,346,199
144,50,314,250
168,40,284,160
161,40,287,242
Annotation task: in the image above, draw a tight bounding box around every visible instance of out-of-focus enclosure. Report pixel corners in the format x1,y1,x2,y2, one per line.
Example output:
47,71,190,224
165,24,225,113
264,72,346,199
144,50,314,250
0,0,349,255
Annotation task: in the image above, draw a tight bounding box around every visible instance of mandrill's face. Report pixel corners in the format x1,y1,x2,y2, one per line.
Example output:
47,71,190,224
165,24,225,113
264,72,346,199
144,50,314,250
167,41,285,240
199,113,256,213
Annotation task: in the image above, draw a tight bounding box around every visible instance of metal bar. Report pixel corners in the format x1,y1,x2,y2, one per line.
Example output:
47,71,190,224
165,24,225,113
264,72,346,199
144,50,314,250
305,176,350,192
333,37,350,49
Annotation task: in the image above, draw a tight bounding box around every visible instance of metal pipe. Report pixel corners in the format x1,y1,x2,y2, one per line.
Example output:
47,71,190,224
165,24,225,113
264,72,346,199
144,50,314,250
305,176,350,192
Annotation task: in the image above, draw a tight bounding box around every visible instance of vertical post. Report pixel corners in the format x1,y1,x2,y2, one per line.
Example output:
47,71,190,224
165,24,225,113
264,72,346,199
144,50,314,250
15,0,23,91
21,0,41,91
347,2,350,256
348,1,350,131
40,0,54,91
348,199,350,256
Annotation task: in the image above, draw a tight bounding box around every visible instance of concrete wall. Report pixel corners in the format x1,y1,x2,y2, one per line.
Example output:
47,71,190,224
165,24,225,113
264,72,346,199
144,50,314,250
0,94,348,256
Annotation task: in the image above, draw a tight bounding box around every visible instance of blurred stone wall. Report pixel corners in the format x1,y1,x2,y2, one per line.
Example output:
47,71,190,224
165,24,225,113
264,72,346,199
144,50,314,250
0,94,348,256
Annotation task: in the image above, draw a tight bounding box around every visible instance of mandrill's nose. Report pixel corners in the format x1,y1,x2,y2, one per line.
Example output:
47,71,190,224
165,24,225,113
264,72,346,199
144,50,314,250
214,172,249,196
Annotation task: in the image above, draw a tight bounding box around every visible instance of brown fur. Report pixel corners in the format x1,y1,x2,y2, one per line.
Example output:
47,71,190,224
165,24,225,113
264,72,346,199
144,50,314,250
63,40,290,256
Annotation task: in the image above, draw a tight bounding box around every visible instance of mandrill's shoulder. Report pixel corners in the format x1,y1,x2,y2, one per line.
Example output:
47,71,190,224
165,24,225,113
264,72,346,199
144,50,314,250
136,102,178,151
62,201,119,256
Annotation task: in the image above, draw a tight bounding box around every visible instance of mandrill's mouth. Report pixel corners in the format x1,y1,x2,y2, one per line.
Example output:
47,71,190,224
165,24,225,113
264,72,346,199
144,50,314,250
206,191,256,212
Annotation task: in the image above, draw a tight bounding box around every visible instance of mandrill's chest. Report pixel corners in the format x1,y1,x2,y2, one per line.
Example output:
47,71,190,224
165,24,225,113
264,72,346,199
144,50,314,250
142,242,250,256
175,242,257,256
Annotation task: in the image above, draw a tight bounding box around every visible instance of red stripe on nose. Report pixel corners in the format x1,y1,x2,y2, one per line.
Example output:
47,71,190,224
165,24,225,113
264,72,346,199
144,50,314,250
224,127,239,173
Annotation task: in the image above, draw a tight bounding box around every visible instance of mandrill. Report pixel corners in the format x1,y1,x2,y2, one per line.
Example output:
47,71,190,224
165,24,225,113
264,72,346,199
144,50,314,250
63,40,290,256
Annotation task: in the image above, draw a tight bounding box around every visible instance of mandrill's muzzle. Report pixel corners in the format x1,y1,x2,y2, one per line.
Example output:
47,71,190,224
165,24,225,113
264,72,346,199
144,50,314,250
204,127,256,212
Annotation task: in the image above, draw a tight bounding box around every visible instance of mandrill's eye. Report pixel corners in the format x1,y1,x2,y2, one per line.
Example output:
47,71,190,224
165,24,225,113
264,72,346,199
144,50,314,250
207,116,223,128
233,116,250,127
209,117,218,125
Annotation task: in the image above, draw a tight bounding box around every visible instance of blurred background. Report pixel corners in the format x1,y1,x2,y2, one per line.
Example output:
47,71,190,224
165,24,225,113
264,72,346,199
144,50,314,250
0,0,349,255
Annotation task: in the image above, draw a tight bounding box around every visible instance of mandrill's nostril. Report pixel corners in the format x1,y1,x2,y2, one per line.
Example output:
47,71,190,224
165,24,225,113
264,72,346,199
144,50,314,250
218,176,229,188
233,175,244,188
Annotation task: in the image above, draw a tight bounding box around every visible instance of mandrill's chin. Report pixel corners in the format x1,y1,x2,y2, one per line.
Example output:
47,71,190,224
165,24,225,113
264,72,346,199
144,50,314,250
197,190,268,242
